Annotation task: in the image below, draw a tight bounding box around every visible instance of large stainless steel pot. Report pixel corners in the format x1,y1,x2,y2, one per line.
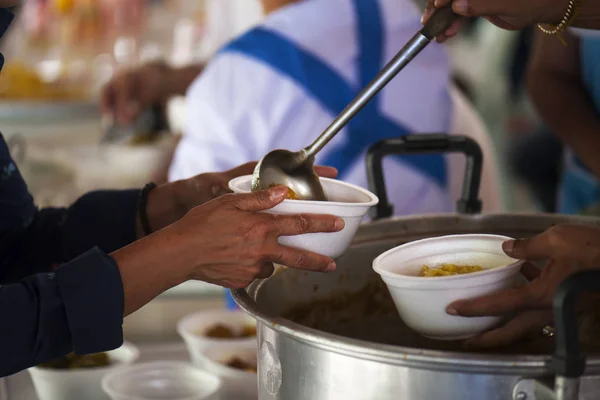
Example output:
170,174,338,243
233,135,600,400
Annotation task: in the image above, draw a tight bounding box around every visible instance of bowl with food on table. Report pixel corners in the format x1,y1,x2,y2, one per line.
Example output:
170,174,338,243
28,341,139,400
177,309,257,366
228,175,379,259
197,341,258,399
373,234,524,340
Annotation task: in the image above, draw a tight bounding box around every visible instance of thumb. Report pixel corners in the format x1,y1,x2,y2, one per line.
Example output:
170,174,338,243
502,233,552,261
225,162,257,178
233,186,287,212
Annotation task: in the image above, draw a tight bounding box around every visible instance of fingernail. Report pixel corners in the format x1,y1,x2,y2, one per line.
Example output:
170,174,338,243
269,186,286,200
502,240,515,255
327,261,336,272
421,7,432,24
446,306,458,315
334,218,345,231
452,0,468,15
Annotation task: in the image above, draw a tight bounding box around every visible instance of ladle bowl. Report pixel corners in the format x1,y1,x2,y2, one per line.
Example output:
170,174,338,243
251,150,325,201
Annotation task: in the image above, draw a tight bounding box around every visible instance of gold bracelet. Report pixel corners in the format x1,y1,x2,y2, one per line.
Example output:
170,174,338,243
537,0,581,38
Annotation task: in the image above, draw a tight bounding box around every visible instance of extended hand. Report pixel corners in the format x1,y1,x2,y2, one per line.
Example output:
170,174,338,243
446,224,600,348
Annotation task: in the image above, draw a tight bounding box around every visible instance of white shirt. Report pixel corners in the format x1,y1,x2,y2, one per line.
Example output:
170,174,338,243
199,0,264,58
169,0,454,215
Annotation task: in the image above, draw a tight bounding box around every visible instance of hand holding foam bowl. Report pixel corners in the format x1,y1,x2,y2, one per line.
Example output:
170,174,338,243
373,234,524,340
229,175,379,259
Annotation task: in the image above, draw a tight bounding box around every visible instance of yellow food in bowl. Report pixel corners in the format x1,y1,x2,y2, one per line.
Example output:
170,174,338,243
54,0,75,14
0,62,85,101
420,264,484,277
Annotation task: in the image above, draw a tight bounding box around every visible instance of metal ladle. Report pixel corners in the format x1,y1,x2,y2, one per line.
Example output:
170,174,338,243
252,4,459,200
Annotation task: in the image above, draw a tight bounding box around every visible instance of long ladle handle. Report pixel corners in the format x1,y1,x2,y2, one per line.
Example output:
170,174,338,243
303,4,459,159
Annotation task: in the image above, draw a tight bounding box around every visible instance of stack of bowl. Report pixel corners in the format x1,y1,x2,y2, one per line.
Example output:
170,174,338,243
102,361,221,400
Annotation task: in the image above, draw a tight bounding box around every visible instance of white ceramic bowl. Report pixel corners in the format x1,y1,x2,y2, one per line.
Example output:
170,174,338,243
373,234,524,341
198,341,258,399
228,175,379,259
177,309,257,367
101,361,221,400
28,342,139,400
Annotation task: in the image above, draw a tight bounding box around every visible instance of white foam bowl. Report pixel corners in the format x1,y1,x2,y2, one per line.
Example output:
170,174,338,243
28,341,139,400
198,341,258,399
373,234,524,341
177,310,257,367
229,175,379,259
102,361,221,400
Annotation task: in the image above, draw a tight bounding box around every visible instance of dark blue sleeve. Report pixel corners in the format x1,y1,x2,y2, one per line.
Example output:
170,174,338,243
56,188,140,261
0,247,125,377
0,134,140,282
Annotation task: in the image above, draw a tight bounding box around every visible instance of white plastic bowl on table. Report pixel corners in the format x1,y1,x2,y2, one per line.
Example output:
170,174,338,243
28,341,139,400
101,361,221,400
177,310,257,367
228,175,379,258
199,341,258,399
373,234,524,341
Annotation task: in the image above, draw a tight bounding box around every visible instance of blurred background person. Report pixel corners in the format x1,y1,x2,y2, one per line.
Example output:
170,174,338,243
527,28,600,215
504,27,563,213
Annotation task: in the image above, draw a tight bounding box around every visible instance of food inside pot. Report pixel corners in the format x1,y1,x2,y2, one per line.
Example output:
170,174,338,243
222,356,258,373
202,323,257,339
420,264,484,277
283,278,600,354
38,352,111,370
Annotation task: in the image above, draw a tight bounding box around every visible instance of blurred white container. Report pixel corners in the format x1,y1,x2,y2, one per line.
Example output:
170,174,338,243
28,342,139,400
102,361,221,400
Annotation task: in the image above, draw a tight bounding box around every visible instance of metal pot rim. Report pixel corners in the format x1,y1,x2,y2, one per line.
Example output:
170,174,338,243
233,213,600,375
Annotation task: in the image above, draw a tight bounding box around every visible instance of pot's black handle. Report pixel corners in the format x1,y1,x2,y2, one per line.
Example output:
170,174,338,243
366,134,483,220
553,270,600,378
